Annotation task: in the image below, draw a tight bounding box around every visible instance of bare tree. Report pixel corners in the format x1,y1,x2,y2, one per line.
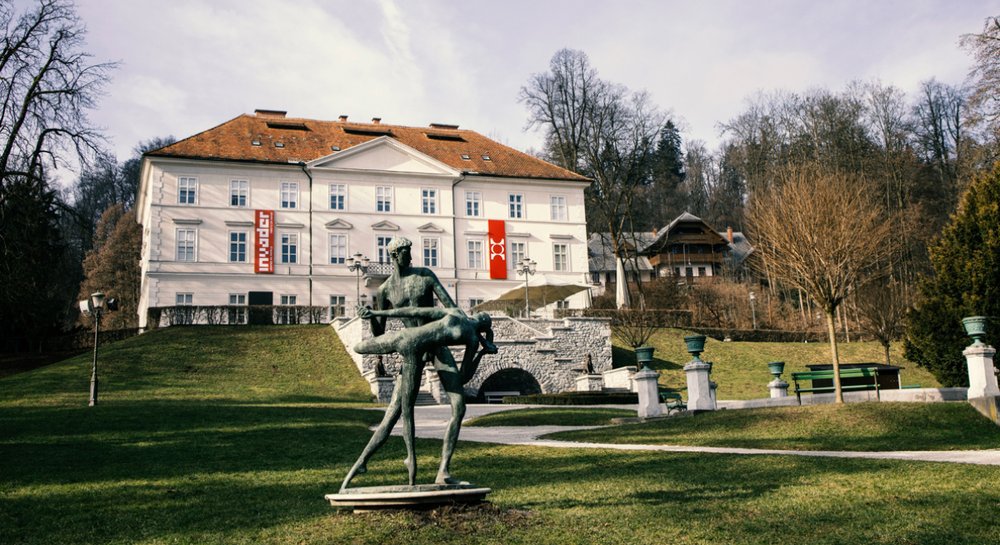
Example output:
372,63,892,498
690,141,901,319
0,0,115,186
746,164,895,403
854,279,909,366
961,16,1000,139
521,49,663,305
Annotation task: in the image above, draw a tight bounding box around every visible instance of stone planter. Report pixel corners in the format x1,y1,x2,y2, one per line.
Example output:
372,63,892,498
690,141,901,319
635,346,655,370
684,335,706,359
767,361,785,379
962,316,989,346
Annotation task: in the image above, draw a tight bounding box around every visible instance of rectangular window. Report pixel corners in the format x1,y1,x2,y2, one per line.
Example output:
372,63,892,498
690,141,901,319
698,266,707,276
376,186,392,212
509,241,526,270
422,237,439,267
686,267,693,277
468,298,485,310
281,233,298,264
278,294,297,324
229,231,247,263
175,293,193,305
330,295,346,319
553,243,568,272
329,184,346,210
376,235,393,263
421,188,437,214
178,177,197,205
329,234,347,265
550,195,567,221
228,293,246,324
467,240,484,269
230,180,249,207
508,193,523,219
280,181,298,209
556,300,570,310
176,228,196,262
465,191,481,217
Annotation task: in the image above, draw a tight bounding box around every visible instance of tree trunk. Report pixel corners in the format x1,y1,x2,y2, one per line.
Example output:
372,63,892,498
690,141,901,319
826,309,844,403
882,342,891,366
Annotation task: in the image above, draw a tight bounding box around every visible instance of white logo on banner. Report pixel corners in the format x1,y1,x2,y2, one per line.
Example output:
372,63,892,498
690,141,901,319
490,237,505,260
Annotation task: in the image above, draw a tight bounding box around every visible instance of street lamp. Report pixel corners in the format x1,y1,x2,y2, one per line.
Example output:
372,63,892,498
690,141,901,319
345,253,370,314
516,257,537,318
78,291,118,406
749,291,757,330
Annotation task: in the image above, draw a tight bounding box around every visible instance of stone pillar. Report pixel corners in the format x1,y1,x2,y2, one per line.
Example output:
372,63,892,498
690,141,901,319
769,378,789,398
685,359,716,411
965,344,999,399
424,367,444,404
371,377,395,404
633,368,663,418
576,374,604,392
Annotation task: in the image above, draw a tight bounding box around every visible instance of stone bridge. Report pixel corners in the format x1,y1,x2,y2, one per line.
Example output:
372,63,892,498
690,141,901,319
333,315,612,399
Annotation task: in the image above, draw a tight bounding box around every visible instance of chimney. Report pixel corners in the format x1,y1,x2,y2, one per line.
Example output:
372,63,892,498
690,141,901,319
338,115,348,123
254,109,287,118
726,226,734,243
371,117,381,125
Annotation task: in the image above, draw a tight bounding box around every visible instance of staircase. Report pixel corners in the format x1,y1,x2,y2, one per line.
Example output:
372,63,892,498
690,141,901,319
415,391,438,406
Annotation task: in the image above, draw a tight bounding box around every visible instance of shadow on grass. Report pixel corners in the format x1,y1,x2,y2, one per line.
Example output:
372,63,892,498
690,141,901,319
3,398,1000,544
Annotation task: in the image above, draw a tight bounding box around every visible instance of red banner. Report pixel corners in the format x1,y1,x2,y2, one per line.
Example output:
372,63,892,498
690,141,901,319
255,209,274,274
488,219,507,279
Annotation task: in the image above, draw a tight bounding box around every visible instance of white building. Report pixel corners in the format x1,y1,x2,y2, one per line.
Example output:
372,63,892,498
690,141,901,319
136,110,592,327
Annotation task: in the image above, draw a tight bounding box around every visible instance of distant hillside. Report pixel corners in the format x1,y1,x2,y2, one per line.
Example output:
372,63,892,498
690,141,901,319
0,325,372,407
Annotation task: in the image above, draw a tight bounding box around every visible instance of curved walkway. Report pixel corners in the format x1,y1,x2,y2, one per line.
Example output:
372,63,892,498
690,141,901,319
396,404,1000,466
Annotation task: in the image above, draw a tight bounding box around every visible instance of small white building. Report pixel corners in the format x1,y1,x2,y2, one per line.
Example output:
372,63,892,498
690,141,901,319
136,110,592,327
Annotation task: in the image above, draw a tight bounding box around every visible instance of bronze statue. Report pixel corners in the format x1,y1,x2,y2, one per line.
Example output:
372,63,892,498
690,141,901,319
341,237,496,491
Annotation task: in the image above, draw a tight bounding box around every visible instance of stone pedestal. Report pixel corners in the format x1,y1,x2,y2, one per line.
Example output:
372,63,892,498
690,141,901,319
576,374,605,392
964,344,999,398
370,377,395,404
768,378,789,398
423,367,444,404
633,368,663,418
684,359,716,411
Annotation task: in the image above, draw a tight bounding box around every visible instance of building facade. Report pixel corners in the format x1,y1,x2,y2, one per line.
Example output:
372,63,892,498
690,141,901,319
136,111,592,328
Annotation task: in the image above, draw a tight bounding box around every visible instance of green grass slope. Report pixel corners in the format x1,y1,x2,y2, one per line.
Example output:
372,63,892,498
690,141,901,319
2,326,999,544
0,325,372,406
616,328,942,399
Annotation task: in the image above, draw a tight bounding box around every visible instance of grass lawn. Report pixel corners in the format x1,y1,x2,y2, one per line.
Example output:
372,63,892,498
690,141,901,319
617,328,942,399
3,326,999,544
548,402,1000,451
466,407,636,427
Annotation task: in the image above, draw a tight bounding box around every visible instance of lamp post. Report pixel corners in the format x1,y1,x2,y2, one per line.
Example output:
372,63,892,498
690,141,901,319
345,253,370,314
516,257,537,318
78,292,118,406
749,291,757,330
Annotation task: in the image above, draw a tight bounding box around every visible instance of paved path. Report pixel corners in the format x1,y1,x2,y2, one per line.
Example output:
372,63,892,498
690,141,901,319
386,404,1000,467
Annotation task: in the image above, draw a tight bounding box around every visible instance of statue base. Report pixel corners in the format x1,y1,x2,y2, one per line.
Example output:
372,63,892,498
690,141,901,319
326,483,492,512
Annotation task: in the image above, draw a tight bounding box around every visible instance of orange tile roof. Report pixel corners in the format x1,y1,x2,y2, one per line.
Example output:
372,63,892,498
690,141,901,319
147,113,590,182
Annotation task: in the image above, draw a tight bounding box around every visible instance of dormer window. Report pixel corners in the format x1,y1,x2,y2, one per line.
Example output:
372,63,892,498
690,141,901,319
251,139,261,146
274,142,285,148
460,154,471,161
482,154,491,161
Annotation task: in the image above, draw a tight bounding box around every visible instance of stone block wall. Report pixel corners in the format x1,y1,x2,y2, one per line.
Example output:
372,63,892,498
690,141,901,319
333,314,613,398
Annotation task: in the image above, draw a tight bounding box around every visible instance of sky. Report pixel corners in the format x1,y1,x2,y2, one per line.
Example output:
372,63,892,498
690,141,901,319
64,0,999,169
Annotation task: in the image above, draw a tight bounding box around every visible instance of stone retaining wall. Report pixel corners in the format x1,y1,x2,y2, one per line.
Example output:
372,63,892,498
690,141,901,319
333,314,613,397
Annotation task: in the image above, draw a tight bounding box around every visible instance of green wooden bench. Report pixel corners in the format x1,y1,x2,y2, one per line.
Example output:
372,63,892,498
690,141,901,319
790,367,882,403
659,390,687,414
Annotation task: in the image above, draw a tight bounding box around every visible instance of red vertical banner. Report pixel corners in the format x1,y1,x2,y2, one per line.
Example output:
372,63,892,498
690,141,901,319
255,209,274,274
488,219,507,279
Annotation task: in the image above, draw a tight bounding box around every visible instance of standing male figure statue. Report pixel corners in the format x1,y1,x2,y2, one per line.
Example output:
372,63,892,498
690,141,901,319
341,237,481,490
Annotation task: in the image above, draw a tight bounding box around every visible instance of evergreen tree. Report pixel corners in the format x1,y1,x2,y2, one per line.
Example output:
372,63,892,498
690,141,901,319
904,162,1000,386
